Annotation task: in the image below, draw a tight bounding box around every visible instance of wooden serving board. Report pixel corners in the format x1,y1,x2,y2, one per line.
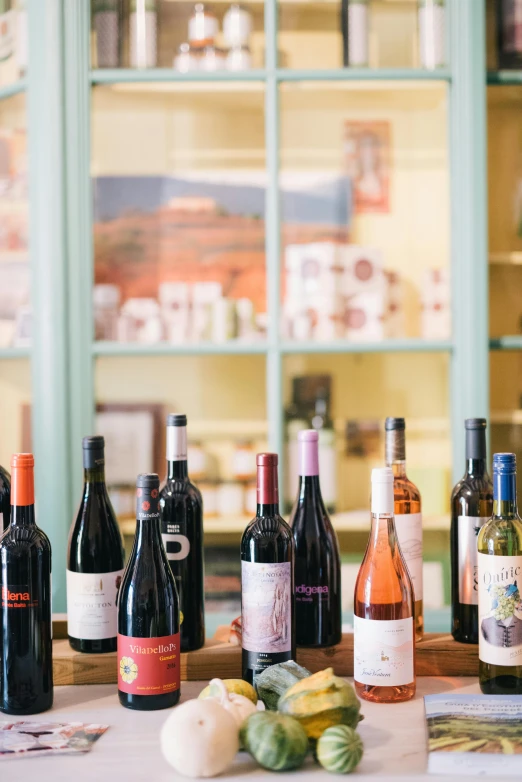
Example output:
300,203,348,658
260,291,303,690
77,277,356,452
52,626,479,686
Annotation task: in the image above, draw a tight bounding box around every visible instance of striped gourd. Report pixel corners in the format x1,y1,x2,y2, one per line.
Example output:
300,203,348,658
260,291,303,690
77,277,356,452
316,725,364,774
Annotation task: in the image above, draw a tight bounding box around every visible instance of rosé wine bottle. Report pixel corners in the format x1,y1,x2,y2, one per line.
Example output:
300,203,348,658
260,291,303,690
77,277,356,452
353,467,416,703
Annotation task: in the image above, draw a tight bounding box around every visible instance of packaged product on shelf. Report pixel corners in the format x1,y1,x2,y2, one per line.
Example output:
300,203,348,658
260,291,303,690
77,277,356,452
93,283,120,341
345,287,387,342
217,481,245,516
231,441,256,481
383,270,405,338
129,0,157,68
158,281,190,344
188,3,219,46
342,0,369,68
120,297,163,343
200,44,226,71
226,44,252,71
313,295,346,341
244,480,257,516
199,481,218,517
211,297,237,342
0,4,16,86
192,281,222,342
420,267,451,339
341,245,385,294
418,0,445,71
236,297,257,340
15,0,27,75
223,4,253,48
174,42,200,73
93,0,120,68
187,441,208,481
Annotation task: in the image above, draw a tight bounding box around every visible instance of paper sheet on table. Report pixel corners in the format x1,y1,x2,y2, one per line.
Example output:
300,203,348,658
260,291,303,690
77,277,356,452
0,721,108,760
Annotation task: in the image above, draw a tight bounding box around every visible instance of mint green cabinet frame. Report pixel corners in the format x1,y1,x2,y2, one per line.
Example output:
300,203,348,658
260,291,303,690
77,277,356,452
17,0,492,611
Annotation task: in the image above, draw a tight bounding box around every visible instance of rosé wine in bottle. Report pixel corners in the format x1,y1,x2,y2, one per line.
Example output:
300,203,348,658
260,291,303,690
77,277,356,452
353,467,416,704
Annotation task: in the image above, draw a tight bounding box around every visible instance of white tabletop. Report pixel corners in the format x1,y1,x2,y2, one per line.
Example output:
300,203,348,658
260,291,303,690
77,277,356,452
1,678,484,782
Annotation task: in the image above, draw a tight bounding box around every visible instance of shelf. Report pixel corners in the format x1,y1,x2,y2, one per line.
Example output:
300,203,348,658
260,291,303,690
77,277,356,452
491,410,522,425
487,70,522,85
0,78,26,102
0,346,31,359
276,67,451,83
489,251,522,265
280,338,453,354
489,336,522,351
90,69,267,85
92,341,267,357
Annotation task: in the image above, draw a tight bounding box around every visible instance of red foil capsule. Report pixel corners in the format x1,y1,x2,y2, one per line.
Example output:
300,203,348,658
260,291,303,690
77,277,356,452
256,452,279,506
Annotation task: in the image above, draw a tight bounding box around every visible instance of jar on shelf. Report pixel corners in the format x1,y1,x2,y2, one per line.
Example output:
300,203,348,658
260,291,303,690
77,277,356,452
92,0,121,68
244,479,257,517
199,481,218,517
187,441,208,481
418,0,445,70
188,4,219,47
223,4,252,48
216,481,245,517
93,284,120,341
231,441,256,481
130,0,158,68
226,44,252,72
173,42,200,73
199,44,226,72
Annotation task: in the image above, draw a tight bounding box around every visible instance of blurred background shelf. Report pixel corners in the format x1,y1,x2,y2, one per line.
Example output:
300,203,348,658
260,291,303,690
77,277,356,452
0,79,26,102
0,347,31,359
92,341,268,356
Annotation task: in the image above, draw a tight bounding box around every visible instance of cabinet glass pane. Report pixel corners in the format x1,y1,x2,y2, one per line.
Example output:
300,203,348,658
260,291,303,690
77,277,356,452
0,1,26,88
90,0,264,71
280,81,450,343
277,0,447,71
491,350,522,489
488,85,522,339
91,83,266,346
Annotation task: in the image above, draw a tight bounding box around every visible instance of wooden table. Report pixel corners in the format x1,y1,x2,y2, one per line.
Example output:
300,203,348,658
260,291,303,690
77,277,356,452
1,678,483,781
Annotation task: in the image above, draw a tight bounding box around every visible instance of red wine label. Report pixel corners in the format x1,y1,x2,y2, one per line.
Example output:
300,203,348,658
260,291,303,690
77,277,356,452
478,553,522,666
117,633,180,696
241,561,291,653
1,584,38,609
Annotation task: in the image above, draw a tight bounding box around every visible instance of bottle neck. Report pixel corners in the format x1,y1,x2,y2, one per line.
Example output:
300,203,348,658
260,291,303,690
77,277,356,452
369,512,397,551
465,458,488,477
385,430,406,475
134,515,162,551
257,503,279,517
10,504,36,526
256,462,279,508
390,461,406,478
465,428,487,477
297,474,322,504
84,465,106,486
493,472,518,518
167,460,188,481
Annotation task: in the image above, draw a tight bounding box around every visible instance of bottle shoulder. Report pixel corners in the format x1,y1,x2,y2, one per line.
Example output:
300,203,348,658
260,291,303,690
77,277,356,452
393,475,421,503
241,514,294,544
1,524,51,552
160,479,202,504
451,474,493,504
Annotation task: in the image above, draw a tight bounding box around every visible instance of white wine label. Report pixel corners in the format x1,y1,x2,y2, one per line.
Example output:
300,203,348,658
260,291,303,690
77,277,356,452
67,569,123,641
458,516,489,605
478,553,522,667
394,513,423,601
241,561,292,654
354,615,414,686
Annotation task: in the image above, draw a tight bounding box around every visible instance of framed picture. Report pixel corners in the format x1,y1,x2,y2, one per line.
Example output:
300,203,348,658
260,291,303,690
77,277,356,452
344,120,391,214
21,402,166,487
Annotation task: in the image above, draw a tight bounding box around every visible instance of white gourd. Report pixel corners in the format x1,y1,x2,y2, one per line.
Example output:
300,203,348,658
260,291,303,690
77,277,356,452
160,698,239,778
208,678,257,728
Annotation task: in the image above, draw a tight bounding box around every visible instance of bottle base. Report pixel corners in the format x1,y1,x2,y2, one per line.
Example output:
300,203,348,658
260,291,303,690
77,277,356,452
69,636,117,654
480,675,522,695
0,698,54,715
118,690,180,711
451,630,478,645
355,681,416,704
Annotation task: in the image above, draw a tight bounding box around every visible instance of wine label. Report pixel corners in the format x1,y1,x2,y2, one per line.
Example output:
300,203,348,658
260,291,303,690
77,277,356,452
458,516,489,605
1,584,38,609
66,569,123,641
478,553,522,666
118,633,180,696
161,530,191,562
394,513,423,601
295,583,330,604
353,615,414,686
241,561,292,654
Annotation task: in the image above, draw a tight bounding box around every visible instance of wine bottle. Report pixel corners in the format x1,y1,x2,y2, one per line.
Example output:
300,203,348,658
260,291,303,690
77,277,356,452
0,462,10,532
290,429,342,647
341,0,369,67
451,419,493,644
118,473,181,710
241,453,295,685
354,467,415,704
159,414,205,652
478,453,522,694
67,436,125,653
385,417,423,641
0,453,53,714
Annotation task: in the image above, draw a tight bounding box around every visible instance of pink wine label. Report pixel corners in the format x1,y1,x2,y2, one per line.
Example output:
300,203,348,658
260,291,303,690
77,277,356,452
241,561,292,653
478,553,522,667
117,633,180,696
354,615,414,686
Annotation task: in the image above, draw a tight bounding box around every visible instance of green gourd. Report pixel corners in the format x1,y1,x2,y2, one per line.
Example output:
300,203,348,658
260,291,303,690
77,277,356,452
316,725,364,774
240,711,309,772
255,660,311,710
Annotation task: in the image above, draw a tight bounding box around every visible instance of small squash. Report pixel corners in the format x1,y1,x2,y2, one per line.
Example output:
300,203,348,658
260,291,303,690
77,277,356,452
255,660,311,710
204,678,257,728
199,678,258,705
316,725,364,774
240,711,308,772
278,668,362,740
160,698,239,778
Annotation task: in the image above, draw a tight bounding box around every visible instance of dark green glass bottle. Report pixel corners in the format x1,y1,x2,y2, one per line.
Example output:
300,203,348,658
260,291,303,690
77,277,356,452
478,453,522,694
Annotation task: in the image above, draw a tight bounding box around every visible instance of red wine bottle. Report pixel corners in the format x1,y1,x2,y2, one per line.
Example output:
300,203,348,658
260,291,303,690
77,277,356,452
118,473,181,710
0,454,53,714
290,430,342,647
451,419,493,644
0,462,10,532
67,436,125,653
241,453,295,685
160,414,205,652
